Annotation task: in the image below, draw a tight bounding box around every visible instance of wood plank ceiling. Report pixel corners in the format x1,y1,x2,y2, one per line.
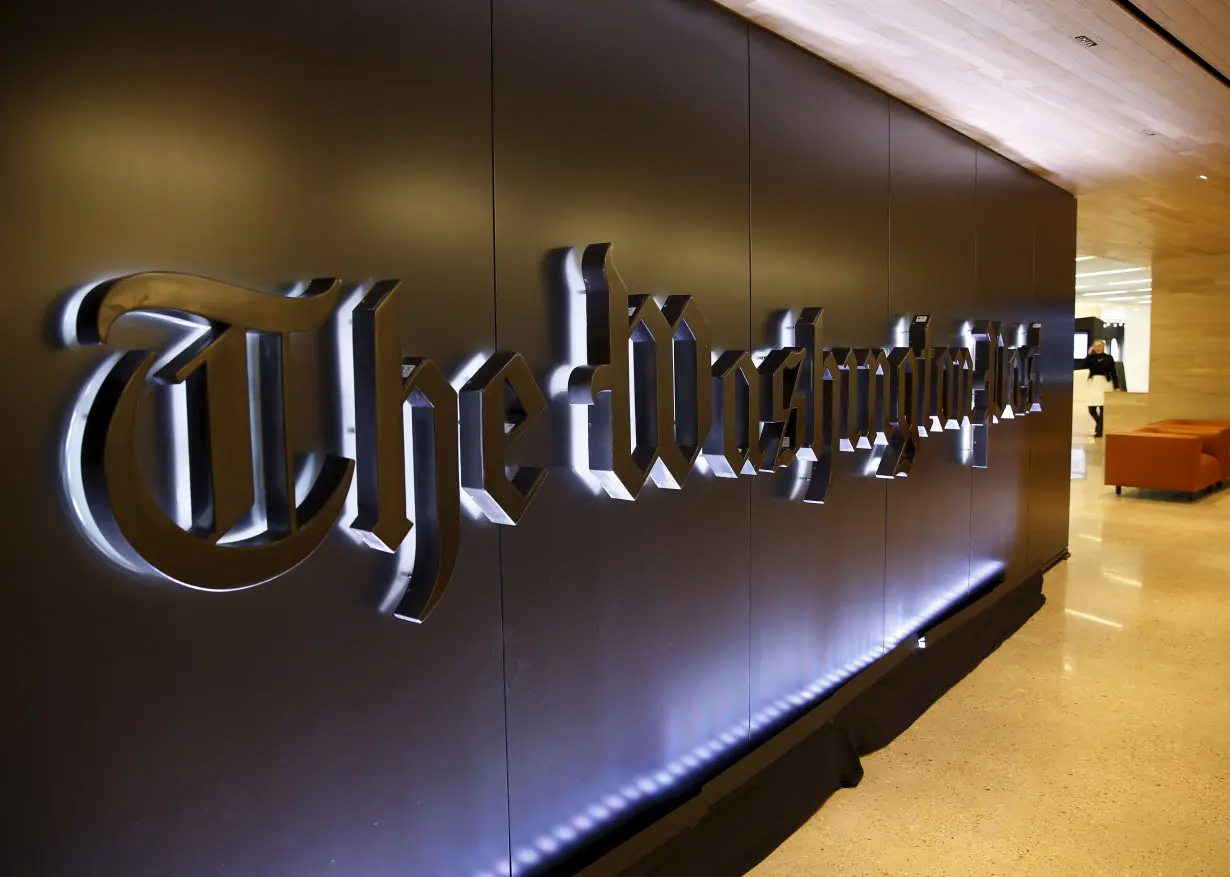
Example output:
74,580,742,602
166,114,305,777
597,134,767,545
716,0,1230,263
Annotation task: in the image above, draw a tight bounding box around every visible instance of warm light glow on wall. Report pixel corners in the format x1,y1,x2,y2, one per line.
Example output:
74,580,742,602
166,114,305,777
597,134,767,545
1076,268,1147,278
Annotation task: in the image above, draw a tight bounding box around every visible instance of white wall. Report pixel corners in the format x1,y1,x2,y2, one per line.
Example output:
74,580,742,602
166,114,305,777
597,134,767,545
1073,301,1151,392
1100,304,1151,392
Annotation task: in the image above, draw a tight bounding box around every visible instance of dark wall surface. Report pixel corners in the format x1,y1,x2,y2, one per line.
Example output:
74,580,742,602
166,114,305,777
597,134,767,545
0,1,1075,875
747,28,890,730
0,3,511,877
492,0,754,860
971,149,1040,593
1029,184,1079,569
883,102,979,647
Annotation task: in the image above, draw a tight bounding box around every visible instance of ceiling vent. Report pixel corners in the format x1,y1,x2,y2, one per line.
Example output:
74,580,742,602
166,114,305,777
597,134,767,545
1074,35,1099,47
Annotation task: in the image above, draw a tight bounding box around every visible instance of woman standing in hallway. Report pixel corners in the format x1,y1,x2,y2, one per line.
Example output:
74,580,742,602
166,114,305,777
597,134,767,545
1083,339,1119,437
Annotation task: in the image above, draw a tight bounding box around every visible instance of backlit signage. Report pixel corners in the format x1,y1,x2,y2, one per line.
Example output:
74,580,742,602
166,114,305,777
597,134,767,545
62,242,1043,622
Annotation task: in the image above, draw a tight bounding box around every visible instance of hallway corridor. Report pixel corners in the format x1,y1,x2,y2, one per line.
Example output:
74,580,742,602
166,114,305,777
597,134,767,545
750,452,1230,875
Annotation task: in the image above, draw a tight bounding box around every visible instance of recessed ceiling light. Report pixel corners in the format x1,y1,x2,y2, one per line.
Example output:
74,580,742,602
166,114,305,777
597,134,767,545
1076,267,1147,278
1142,130,1156,136
1200,174,1208,180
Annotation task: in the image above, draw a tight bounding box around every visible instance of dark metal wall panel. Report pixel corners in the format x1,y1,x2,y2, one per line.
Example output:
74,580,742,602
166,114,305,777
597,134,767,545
747,30,890,726
1028,182,1077,568
884,103,979,645
0,1,1076,875
0,3,509,876
491,0,752,868
971,148,1037,589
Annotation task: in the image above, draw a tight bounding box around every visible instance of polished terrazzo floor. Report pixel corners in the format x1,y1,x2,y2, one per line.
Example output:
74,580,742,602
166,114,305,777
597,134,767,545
748,436,1230,876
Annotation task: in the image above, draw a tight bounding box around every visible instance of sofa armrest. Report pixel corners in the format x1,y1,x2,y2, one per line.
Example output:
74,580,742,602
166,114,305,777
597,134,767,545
1148,424,1230,475
1105,431,1203,492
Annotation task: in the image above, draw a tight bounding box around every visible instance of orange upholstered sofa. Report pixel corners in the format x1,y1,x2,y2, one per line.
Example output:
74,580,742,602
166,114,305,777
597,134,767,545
1105,427,1226,499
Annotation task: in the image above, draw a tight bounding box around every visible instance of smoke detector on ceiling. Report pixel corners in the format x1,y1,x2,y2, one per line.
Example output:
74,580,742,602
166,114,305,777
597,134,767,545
1074,35,1099,47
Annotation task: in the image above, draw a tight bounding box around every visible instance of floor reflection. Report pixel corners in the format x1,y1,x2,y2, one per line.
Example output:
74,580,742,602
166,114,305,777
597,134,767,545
1070,447,1086,480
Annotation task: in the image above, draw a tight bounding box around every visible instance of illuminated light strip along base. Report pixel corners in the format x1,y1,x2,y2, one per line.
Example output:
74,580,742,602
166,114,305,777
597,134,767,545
477,559,1008,877
886,559,1006,648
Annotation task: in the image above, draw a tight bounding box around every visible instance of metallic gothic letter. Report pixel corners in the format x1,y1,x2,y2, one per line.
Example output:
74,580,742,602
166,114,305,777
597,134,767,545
855,348,891,449
950,347,974,427
877,314,938,478
654,295,713,487
970,320,1003,468
1004,345,1028,416
71,273,354,589
908,315,938,435
793,308,843,503
460,351,548,525
1005,322,1044,416
879,345,920,478
756,347,807,472
1026,323,1043,412
351,282,460,623
568,243,711,499
351,280,412,552
930,346,955,430
704,350,763,477
827,346,866,453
